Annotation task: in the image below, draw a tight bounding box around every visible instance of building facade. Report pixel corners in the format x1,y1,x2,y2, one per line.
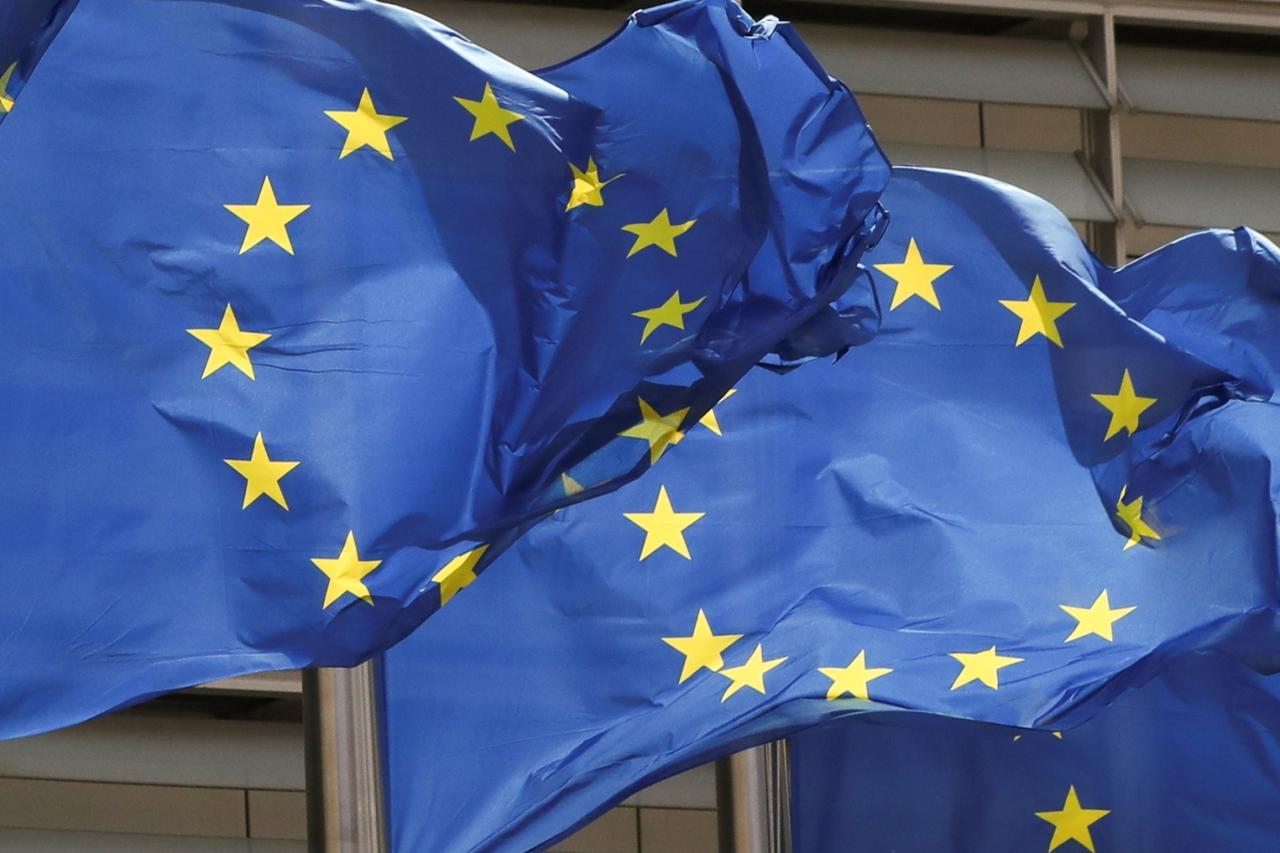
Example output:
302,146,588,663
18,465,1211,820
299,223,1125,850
2,0,1278,849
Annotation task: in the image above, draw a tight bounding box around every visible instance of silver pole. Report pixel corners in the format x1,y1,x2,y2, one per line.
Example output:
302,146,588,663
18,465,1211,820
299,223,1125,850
303,661,389,853
717,741,791,853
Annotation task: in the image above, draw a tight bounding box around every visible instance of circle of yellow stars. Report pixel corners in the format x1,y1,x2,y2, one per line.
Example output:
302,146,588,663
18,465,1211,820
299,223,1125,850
642,231,1186,853
183,74,728,613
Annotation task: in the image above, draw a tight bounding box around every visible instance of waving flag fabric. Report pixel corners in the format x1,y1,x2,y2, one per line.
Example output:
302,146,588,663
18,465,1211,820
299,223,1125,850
0,1,72,119
380,167,1280,852
0,0,889,738
791,653,1280,852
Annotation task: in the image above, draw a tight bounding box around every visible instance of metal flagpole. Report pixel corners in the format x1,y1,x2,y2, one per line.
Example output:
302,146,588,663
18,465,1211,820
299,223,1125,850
303,661,389,853
717,741,792,853
697,5,786,853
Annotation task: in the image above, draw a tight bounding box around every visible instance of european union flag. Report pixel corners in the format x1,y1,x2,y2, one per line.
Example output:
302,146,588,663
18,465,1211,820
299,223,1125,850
0,0,888,737
380,167,1280,851
791,652,1280,852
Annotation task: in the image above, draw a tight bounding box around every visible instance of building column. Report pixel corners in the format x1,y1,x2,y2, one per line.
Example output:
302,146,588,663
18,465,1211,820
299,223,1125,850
1080,12,1128,264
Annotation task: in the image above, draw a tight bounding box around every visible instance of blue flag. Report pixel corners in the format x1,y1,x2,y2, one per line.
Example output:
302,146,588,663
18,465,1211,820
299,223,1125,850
791,652,1280,852
0,0,889,737
380,167,1280,852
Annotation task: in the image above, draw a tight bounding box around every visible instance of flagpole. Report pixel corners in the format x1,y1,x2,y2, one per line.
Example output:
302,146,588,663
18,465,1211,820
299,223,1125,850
303,661,389,853
717,741,791,853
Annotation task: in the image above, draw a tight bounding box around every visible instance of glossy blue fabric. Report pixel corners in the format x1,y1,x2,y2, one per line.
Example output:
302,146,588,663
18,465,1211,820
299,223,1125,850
380,168,1280,852
791,653,1280,852
0,0,889,738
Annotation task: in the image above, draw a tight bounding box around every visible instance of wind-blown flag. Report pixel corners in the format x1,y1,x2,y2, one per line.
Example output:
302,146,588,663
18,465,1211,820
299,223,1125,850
790,652,1280,852
0,0,889,737
380,167,1280,852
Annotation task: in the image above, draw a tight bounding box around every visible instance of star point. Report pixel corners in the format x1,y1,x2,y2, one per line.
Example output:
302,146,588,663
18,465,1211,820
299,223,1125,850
818,650,893,701
0,62,16,113
623,486,704,560
622,209,696,258
719,644,787,701
561,472,584,497
632,291,705,343
310,531,381,609
223,432,299,510
662,610,743,683
186,304,271,380
1091,369,1157,441
873,238,953,310
697,389,737,436
454,82,524,151
1035,786,1109,852
224,177,310,255
618,398,688,464
949,645,1023,690
432,544,489,606
567,158,622,210
999,276,1077,347
1115,485,1161,550
324,88,407,160
1060,589,1135,642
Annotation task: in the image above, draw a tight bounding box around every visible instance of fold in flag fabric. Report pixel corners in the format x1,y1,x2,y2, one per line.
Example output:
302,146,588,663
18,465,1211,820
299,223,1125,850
0,1,72,120
791,652,1280,852
0,0,890,738
380,167,1280,852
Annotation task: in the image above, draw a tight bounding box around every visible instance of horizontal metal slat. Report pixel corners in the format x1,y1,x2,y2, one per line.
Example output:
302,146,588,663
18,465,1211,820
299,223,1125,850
1124,158,1280,231
886,144,1115,221
1120,43,1280,121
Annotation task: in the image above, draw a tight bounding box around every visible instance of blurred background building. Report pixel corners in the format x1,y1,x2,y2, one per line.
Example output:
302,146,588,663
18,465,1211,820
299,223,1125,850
3,0,1278,849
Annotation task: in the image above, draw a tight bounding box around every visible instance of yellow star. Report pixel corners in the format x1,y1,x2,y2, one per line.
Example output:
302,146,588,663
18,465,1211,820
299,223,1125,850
1060,590,1135,642
662,610,743,683
1035,786,1110,852
623,486,704,560
1090,369,1157,441
618,398,689,464
310,531,381,609
873,238,953,310
1115,485,1161,550
719,644,787,701
432,544,489,606
632,291,706,344
999,276,1077,347
186,304,271,380
567,158,622,210
454,83,524,151
324,88,407,160
698,389,737,436
224,177,310,255
949,645,1023,690
818,650,893,701
622,209,696,258
223,432,299,510
0,62,16,113
561,472,584,497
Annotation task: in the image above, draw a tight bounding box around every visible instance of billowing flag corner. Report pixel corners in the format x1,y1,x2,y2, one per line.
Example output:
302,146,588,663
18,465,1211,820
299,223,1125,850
0,0,888,738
